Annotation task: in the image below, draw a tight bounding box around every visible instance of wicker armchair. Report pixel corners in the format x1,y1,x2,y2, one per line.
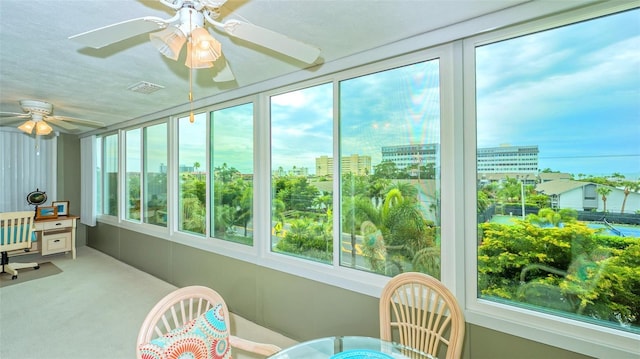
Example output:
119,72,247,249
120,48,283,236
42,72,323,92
137,285,281,359
380,272,465,359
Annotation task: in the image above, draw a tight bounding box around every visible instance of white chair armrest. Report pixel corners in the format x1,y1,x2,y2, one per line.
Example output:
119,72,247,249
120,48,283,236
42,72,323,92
230,335,282,356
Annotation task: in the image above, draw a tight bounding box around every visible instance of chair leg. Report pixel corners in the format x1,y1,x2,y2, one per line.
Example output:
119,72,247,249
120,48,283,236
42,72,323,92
0,251,39,280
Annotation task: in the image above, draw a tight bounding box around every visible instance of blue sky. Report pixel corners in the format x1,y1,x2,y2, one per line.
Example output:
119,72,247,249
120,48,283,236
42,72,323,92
150,8,638,180
271,60,440,174
476,9,639,178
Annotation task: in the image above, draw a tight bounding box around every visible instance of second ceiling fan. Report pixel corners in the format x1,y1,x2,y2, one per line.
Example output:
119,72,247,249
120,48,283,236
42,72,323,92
68,0,321,82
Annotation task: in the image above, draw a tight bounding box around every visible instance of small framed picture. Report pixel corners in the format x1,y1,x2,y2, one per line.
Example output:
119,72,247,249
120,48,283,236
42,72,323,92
52,200,70,216
36,206,58,219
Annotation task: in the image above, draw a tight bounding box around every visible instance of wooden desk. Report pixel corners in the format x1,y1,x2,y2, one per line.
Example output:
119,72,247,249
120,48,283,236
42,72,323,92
34,215,78,259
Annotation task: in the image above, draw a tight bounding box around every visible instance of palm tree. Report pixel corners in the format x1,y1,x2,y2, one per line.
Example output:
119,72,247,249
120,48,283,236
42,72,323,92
597,186,612,213
528,208,562,227
620,181,640,214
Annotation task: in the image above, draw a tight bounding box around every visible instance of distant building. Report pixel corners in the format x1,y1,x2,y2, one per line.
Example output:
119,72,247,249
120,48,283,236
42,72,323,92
477,145,539,173
273,166,309,177
535,180,640,213
478,171,572,187
478,172,537,186
539,172,573,183
290,166,309,177
316,154,371,176
381,144,439,171
178,164,195,173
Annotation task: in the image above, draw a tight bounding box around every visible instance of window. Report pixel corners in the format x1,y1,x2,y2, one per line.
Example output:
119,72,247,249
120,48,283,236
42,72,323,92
210,103,253,244
270,83,334,263
144,123,168,226
178,113,207,235
125,128,141,221
96,136,102,215
102,133,118,216
339,60,441,277
475,8,639,334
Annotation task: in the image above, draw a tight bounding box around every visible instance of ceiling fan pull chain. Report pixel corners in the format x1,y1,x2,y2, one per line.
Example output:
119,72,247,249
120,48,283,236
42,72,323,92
188,11,195,124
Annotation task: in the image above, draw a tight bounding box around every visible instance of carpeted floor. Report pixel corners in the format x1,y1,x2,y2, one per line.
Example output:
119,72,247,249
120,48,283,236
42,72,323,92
0,246,296,359
0,261,62,287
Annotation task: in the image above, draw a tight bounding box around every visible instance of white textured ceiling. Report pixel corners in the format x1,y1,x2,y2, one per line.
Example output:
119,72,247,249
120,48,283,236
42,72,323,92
0,0,530,134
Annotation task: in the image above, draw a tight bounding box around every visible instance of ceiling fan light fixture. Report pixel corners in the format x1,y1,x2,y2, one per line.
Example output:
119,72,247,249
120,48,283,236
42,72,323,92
35,121,53,136
18,120,36,134
185,42,214,69
150,26,187,61
190,27,221,62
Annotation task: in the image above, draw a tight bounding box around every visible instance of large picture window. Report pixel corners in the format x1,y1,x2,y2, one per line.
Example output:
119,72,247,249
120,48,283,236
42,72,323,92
178,113,207,235
339,60,441,277
210,103,254,244
125,128,141,221
103,133,118,216
144,123,167,226
270,83,334,263
475,9,640,333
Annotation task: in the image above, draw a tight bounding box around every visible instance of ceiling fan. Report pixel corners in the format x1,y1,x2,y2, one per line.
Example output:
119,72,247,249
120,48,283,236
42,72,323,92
0,100,106,135
68,0,322,82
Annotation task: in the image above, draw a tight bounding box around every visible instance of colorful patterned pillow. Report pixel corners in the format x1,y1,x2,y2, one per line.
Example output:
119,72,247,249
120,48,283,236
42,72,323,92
139,303,232,359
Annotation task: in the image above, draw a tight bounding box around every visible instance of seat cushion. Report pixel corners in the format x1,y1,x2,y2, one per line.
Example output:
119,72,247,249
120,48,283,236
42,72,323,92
139,304,231,359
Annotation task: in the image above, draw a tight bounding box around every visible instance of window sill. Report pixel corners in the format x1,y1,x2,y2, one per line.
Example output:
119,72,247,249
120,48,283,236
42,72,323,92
465,300,640,358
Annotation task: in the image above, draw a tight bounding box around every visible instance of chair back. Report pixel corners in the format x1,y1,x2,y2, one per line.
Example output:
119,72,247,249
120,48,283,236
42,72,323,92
380,272,465,359
0,211,35,252
137,285,281,359
137,286,229,351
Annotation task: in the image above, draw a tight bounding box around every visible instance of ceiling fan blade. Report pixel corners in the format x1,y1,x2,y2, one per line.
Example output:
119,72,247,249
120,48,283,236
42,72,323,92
45,119,80,132
220,20,320,64
48,116,106,128
213,58,235,82
68,17,170,49
202,0,229,9
0,112,29,118
0,117,27,125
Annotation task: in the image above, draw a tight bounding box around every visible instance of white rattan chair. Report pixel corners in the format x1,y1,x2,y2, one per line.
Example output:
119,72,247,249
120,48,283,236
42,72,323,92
380,272,465,359
0,211,39,280
137,285,281,359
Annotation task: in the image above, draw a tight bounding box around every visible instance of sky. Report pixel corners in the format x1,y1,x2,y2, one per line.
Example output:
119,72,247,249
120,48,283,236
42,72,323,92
476,9,639,178
142,8,639,180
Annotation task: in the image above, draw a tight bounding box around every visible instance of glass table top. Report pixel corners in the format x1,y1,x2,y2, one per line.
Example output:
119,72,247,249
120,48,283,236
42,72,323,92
268,336,435,359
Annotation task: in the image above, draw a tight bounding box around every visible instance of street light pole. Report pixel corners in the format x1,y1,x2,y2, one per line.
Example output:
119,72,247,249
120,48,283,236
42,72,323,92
521,180,526,219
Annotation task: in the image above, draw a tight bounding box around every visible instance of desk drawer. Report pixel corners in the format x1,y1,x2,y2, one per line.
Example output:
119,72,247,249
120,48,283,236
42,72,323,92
42,232,72,255
39,219,73,231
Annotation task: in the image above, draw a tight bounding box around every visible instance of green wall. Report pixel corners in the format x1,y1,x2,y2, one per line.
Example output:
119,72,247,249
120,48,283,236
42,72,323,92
58,134,592,358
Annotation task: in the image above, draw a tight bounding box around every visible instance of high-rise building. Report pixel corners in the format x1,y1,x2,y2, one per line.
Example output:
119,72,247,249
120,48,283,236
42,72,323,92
316,154,372,176
477,145,539,173
381,144,440,171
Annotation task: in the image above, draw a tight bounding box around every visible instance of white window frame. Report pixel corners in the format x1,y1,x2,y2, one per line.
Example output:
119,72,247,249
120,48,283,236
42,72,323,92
462,2,640,357
255,44,456,297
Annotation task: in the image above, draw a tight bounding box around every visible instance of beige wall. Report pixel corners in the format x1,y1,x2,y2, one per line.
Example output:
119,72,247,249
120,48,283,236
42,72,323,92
59,134,592,358
57,133,87,246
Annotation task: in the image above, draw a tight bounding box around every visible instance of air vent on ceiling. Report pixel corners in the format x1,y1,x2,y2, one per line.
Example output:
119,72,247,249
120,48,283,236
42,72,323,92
127,81,164,94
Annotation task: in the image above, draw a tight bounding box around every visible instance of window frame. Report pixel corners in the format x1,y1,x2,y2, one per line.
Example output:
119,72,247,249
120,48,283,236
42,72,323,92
124,127,142,223
258,44,455,296
98,131,119,222
462,2,640,356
